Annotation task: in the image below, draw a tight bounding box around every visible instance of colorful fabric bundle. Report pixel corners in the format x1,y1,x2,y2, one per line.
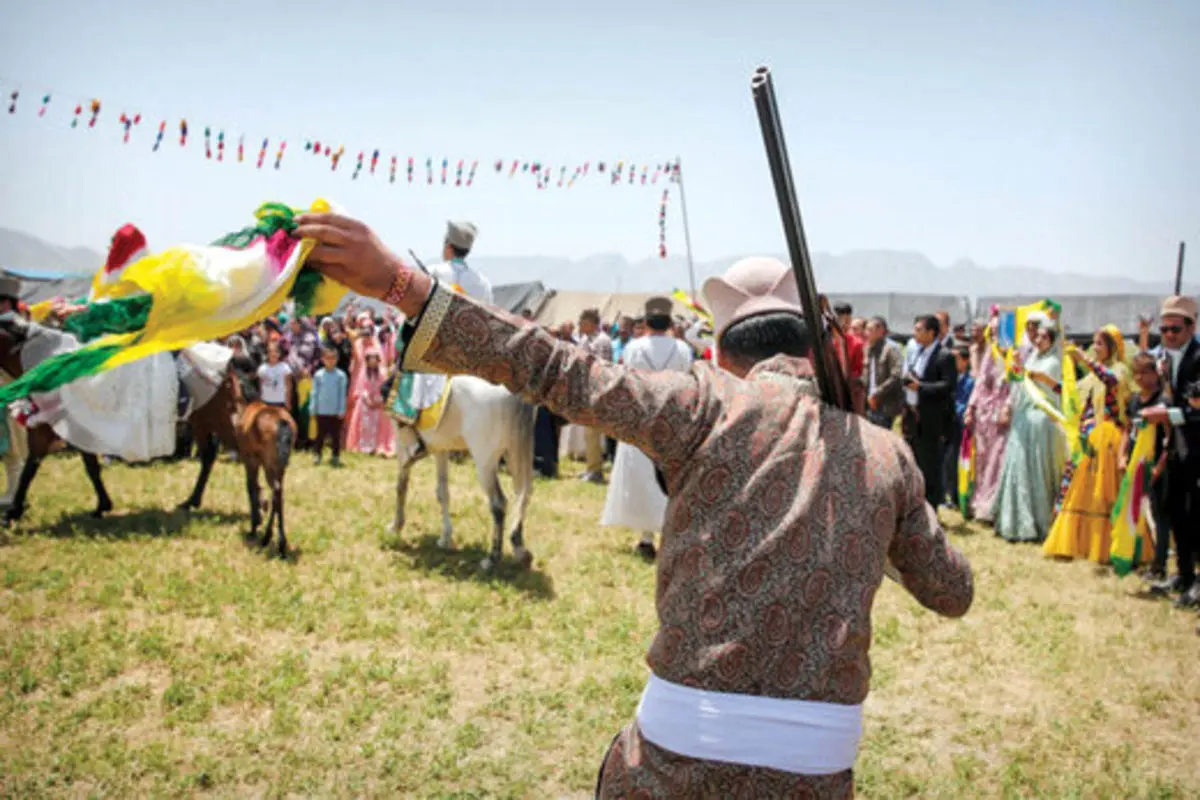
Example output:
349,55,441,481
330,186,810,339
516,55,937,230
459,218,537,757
0,200,347,406
1110,421,1157,576
957,427,976,517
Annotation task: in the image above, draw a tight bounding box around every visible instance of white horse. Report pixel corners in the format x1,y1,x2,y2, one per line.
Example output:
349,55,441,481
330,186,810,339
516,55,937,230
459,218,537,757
390,376,537,572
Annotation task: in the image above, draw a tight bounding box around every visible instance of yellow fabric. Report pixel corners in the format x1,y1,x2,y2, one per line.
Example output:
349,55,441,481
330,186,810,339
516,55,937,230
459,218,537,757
1043,419,1124,562
415,380,451,432
296,377,317,439
1061,347,1082,458
28,300,54,323
86,198,344,373
1111,422,1158,570
1022,371,1066,425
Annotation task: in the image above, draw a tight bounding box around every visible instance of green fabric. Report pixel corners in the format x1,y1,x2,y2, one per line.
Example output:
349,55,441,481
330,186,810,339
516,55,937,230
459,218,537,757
212,201,324,316
0,411,10,458
211,201,297,248
0,344,124,406
390,372,419,424
63,294,154,343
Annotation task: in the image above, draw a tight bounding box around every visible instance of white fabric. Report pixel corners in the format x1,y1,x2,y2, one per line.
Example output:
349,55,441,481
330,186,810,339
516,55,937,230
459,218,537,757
410,373,448,410
403,259,491,413
30,353,179,462
601,336,692,532
177,341,233,416
905,344,932,407
560,423,590,460
428,259,493,305
868,348,878,397
257,361,292,404
636,674,864,776
1164,347,1184,388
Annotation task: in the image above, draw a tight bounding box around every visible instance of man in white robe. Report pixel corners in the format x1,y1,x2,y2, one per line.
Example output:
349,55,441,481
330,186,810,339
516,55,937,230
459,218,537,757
600,296,693,560
392,220,492,458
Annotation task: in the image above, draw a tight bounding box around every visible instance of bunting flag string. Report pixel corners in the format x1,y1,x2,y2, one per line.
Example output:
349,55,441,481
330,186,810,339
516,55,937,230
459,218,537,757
1,76,683,258
658,188,669,259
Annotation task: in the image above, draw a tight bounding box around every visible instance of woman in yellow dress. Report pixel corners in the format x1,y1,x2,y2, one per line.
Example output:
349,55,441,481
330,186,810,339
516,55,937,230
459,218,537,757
1042,325,1133,562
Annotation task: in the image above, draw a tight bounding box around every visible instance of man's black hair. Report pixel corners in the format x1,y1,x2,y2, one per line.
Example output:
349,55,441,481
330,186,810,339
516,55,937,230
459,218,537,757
646,314,672,332
720,312,810,366
869,315,888,332
834,302,853,317
915,314,940,336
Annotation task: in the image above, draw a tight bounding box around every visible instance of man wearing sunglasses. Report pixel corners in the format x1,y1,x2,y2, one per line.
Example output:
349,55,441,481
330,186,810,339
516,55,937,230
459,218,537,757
1140,296,1200,610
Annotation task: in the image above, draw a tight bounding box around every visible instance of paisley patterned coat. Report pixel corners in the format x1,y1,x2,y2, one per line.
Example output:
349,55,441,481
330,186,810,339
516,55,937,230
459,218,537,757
401,284,975,798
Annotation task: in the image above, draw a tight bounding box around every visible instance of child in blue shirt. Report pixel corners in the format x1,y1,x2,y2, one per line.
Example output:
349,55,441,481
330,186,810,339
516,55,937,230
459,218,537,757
310,346,349,466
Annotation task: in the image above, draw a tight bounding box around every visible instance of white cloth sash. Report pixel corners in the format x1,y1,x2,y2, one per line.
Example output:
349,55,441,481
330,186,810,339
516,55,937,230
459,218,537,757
635,673,863,776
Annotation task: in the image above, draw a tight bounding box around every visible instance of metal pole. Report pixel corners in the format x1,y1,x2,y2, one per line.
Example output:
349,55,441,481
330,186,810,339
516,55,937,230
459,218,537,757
674,156,698,299
1175,241,1186,295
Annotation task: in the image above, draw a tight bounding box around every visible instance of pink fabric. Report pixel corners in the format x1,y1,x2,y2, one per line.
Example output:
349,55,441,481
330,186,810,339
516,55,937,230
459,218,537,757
263,229,298,276
965,343,1010,522
343,334,395,456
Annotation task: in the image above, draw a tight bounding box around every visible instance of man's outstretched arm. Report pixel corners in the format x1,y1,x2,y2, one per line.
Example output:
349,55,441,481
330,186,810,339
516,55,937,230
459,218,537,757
294,213,721,470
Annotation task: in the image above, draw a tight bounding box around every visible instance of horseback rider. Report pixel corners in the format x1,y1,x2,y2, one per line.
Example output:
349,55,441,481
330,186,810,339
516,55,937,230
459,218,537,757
391,220,492,459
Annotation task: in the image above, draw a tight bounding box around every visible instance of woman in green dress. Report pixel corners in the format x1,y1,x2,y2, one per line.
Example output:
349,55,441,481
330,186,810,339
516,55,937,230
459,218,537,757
993,322,1066,543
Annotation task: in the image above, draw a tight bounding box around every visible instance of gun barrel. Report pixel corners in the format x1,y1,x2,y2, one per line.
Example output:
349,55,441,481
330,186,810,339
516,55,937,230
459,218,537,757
750,66,834,406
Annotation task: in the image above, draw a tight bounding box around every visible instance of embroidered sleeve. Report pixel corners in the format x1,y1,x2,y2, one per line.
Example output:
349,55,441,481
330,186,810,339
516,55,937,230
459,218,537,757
400,285,721,467
887,440,974,618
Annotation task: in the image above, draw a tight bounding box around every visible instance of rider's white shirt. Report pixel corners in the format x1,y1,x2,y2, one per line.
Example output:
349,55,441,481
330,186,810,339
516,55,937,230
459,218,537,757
428,259,493,304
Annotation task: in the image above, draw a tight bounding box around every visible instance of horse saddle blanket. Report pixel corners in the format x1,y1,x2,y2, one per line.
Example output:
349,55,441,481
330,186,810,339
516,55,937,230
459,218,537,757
22,324,232,462
389,372,449,430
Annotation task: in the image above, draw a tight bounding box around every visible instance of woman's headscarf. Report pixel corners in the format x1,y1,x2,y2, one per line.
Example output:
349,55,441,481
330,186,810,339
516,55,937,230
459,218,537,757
1083,323,1132,423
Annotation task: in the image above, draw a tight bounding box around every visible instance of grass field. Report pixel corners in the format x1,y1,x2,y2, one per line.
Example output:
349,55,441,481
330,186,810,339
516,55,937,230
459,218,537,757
0,450,1198,798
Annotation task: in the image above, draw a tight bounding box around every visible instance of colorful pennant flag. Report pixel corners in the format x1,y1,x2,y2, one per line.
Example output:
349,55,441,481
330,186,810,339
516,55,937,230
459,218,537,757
957,429,976,517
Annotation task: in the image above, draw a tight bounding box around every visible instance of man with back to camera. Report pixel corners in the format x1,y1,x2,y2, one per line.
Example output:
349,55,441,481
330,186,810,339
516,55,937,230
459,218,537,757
293,211,974,798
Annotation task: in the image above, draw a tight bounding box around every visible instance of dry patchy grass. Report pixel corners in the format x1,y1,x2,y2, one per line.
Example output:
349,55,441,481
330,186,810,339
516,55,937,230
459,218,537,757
0,451,1197,798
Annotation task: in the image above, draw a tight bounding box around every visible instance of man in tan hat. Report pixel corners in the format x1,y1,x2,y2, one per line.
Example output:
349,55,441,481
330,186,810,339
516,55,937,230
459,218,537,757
391,220,493,458
294,213,974,796
1141,295,1200,609
600,295,692,560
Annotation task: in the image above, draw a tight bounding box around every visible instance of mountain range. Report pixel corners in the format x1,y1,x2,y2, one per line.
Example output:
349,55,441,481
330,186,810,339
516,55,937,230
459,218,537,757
1,225,1193,300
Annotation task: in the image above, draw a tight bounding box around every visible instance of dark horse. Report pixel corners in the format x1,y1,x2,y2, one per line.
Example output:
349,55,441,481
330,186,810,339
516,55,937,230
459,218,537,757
0,317,240,531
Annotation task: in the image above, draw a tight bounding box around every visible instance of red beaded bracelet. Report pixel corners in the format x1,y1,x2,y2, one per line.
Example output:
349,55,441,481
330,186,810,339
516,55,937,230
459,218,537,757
381,266,413,308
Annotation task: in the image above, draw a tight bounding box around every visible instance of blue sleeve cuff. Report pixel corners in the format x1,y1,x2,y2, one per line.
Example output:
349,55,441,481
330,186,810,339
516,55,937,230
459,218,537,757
1168,407,1185,427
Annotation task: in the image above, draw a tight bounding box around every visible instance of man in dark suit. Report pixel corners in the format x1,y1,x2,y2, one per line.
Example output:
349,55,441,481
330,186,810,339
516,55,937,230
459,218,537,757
904,314,957,509
864,316,904,429
1142,296,1200,611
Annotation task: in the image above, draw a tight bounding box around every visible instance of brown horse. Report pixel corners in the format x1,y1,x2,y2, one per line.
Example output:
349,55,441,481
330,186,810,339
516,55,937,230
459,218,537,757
0,317,239,530
227,356,296,556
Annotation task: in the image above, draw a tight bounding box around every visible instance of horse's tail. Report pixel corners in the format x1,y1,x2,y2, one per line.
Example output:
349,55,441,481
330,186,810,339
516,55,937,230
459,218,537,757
276,418,294,470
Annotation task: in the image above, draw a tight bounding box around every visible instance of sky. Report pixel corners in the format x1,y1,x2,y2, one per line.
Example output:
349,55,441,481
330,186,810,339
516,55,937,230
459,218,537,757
0,0,1197,286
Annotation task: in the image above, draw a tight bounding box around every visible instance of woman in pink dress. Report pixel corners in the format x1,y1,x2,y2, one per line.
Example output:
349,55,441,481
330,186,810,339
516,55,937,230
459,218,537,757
343,314,394,456
964,313,1012,523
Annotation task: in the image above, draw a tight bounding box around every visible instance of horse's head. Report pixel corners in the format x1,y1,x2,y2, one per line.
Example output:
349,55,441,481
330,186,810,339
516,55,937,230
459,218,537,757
0,312,30,378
